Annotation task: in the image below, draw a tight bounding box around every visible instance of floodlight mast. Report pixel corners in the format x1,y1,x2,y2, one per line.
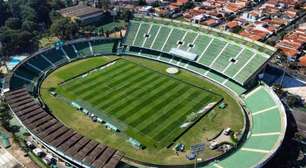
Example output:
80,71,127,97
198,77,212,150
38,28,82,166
194,151,198,168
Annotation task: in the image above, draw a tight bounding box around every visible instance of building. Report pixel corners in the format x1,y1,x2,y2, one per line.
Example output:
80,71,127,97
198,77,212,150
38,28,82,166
58,4,109,25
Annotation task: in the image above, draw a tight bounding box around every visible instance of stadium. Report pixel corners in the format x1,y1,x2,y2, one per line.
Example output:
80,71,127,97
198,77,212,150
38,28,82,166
3,16,287,168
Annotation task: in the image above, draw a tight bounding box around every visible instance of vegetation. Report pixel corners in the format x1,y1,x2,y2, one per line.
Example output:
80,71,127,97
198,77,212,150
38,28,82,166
0,0,51,57
40,55,244,165
58,59,221,148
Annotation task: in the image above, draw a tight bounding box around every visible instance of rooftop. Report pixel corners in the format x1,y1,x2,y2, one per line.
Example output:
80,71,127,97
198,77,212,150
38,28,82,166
59,5,103,18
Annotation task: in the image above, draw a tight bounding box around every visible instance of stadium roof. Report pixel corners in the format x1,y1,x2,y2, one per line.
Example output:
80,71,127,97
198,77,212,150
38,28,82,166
169,48,198,61
58,5,103,19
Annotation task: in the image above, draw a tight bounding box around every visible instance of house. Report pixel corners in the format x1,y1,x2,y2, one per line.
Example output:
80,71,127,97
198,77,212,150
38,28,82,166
58,4,110,25
299,55,306,67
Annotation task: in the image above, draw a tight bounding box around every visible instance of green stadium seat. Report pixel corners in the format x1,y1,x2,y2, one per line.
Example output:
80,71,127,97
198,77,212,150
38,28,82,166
43,48,67,65
233,54,267,84
179,32,198,51
124,19,273,87
198,39,227,67
143,24,162,49
162,28,185,52
27,56,53,71
133,23,151,46
190,35,212,56
206,71,226,84
10,76,33,90
211,44,242,72
91,40,114,55
223,80,246,95
125,21,140,45
63,45,78,59
151,26,172,51
224,49,254,77
74,42,92,57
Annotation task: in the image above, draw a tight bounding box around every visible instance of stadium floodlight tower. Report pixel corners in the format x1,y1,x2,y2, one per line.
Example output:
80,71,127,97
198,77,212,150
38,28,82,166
191,143,205,168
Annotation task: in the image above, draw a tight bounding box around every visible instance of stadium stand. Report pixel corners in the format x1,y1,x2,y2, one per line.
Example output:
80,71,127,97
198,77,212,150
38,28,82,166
63,44,79,59
5,89,123,168
74,41,92,57
7,38,118,93
91,39,116,55
125,48,246,95
42,48,68,65
123,17,276,88
206,84,286,168
5,31,286,167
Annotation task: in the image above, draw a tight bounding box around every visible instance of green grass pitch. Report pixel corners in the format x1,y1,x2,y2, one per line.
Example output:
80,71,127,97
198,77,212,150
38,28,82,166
57,59,222,147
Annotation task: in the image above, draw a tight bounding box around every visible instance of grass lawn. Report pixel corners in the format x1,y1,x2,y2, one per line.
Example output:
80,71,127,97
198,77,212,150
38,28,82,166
58,59,222,148
40,55,245,165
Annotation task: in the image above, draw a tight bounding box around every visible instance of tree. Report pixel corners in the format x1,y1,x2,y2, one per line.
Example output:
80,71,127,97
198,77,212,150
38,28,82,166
21,20,38,32
20,5,37,22
50,18,79,39
287,95,302,107
49,0,65,10
0,0,9,26
180,1,194,11
27,0,51,25
138,0,147,6
5,17,21,29
0,102,12,131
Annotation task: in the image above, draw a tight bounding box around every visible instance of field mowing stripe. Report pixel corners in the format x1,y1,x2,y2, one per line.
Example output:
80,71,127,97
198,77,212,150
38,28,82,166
127,84,189,126
96,73,161,111
91,70,156,108
155,97,212,143
153,96,211,140
150,92,204,139
84,69,146,101
62,60,129,89
135,87,197,133
63,61,131,91
116,80,180,122
77,63,155,100
109,77,170,119
67,62,135,92
138,88,200,133
74,63,139,98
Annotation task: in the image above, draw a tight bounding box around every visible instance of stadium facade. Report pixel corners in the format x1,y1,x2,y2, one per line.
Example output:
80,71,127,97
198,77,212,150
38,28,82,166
3,16,287,168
